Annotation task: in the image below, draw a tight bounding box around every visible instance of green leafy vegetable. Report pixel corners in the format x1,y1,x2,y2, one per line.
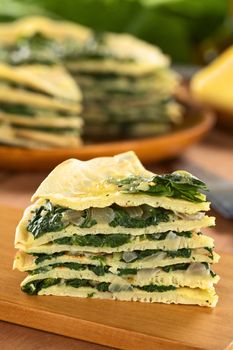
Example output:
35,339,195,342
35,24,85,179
88,265,110,276
21,278,61,295
33,252,65,265
79,209,97,228
202,262,216,277
109,205,171,228
27,201,97,238
96,282,110,292
147,231,192,241
112,172,208,203
138,284,176,292
161,263,190,273
54,233,131,248
117,268,138,276
66,279,91,288
121,248,191,262
204,247,214,260
27,201,68,238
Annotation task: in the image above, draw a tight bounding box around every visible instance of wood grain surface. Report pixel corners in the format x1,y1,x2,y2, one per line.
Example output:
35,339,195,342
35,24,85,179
0,205,232,350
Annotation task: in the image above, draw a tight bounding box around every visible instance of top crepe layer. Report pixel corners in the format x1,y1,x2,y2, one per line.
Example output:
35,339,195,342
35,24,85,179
31,151,209,213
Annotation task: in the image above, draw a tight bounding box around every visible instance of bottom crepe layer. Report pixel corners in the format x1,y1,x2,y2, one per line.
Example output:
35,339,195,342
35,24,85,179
37,284,218,307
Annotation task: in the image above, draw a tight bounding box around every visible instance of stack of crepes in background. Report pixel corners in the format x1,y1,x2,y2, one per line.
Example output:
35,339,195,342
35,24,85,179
0,16,182,144
14,152,219,307
0,63,82,148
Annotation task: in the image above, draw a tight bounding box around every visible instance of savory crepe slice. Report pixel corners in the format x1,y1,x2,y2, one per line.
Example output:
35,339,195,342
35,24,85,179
14,151,219,307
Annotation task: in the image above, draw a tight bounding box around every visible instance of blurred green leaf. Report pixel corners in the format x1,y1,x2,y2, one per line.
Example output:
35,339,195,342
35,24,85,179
0,0,230,62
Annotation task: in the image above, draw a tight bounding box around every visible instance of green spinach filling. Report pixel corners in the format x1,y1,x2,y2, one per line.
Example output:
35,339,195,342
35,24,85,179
22,277,176,295
111,173,207,203
109,205,171,228
28,262,110,276
54,233,131,248
21,278,61,295
27,200,175,239
27,201,97,239
27,261,215,279
120,248,192,262
52,230,192,248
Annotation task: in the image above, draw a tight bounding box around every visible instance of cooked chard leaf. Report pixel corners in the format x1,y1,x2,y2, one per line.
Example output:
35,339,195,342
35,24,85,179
88,265,110,276
204,247,214,260
54,233,131,248
138,284,176,292
109,205,171,228
121,248,192,262
96,282,110,292
117,268,138,276
0,103,36,116
112,172,207,203
161,263,190,272
29,262,109,277
91,255,107,265
27,201,68,238
21,278,61,295
27,201,97,238
202,262,216,277
66,279,91,289
147,231,192,241
79,209,97,228
33,252,65,265
167,248,191,258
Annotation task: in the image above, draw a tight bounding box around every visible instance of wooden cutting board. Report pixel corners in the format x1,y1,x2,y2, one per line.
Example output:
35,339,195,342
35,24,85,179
0,205,232,350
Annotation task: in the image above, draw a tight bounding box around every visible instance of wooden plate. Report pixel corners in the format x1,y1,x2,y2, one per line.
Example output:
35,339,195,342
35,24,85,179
1,205,233,350
0,110,215,172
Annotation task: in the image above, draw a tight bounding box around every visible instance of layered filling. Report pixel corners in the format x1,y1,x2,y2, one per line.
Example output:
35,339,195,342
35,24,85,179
14,172,219,307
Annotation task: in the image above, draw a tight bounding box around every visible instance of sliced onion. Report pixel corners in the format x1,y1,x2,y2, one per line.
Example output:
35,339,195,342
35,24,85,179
122,251,138,262
166,231,181,250
186,263,209,276
175,211,205,221
91,207,115,224
142,252,167,262
124,206,143,218
137,268,160,280
109,279,133,293
62,209,84,226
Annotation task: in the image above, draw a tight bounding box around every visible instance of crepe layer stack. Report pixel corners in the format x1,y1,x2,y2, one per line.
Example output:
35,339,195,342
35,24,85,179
14,152,219,306
0,63,83,148
0,16,182,143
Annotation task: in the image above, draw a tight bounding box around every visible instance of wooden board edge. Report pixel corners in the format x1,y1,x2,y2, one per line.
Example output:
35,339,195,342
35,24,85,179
0,299,200,350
